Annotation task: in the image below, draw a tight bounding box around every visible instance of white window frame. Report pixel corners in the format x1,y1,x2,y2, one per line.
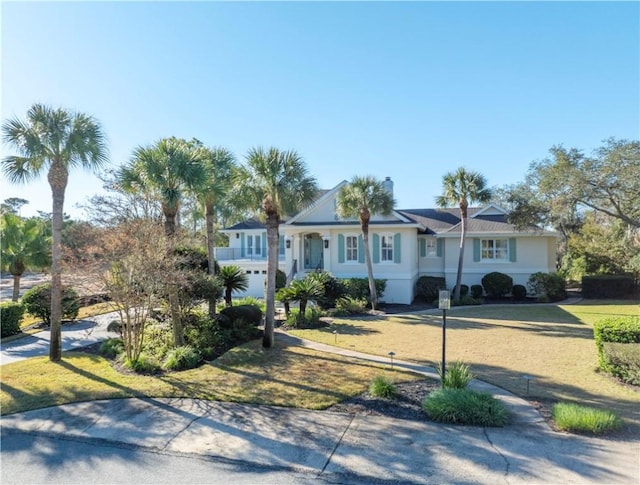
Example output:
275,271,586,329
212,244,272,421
345,235,358,262
481,238,509,261
426,239,437,257
380,233,394,262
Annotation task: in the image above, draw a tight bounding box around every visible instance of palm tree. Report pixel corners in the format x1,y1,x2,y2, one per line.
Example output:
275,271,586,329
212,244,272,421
219,265,249,306
436,167,492,303
236,147,318,348
118,137,206,346
0,213,51,301
2,104,108,361
337,175,394,310
287,277,324,325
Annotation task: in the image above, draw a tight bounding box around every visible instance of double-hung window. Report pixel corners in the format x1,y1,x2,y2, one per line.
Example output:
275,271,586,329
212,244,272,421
381,234,394,262
481,239,508,261
345,236,358,262
247,235,261,256
426,239,437,257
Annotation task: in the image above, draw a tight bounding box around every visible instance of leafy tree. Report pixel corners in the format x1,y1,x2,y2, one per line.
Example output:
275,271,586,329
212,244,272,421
219,265,249,306
0,213,50,300
336,176,394,310
287,277,324,320
2,103,108,361
118,137,206,347
235,147,318,348
436,167,492,303
1,197,29,215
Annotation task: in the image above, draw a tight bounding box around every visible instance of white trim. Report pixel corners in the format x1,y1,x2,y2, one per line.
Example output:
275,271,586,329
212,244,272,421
285,180,348,224
470,203,508,218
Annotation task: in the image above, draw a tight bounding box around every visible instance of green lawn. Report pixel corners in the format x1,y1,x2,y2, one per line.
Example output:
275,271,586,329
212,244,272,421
290,300,640,431
0,338,421,416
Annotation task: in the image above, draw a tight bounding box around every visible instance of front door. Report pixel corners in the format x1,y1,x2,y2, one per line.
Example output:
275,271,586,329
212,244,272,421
304,234,323,270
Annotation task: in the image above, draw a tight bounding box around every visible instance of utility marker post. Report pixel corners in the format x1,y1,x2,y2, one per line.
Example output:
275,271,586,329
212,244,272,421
439,290,451,382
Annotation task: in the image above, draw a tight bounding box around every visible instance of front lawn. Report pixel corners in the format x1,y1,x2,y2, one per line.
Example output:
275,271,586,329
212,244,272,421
290,300,640,432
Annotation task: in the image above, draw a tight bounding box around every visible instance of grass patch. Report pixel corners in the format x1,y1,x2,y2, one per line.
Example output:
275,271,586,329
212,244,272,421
552,402,622,434
18,301,114,330
422,388,508,427
290,301,640,433
369,375,397,398
0,338,421,415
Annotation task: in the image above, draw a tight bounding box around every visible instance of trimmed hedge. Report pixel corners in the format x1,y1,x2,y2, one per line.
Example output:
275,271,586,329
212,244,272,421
416,276,446,301
512,284,527,301
21,283,80,325
582,275,636,299
470,284,483,299
481,272,513,299
527,272,567,302
1,301,24,338
602,342,640,385
593,316,640,372
342,278,386,303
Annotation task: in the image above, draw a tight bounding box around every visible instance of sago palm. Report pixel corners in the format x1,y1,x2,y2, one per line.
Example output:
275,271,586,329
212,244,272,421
219,265,249,307
235,147,318,348
435,167,492,302
337,175,394,310
2,103,108,361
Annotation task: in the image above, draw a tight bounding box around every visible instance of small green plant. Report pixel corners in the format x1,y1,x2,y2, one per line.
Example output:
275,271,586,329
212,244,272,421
552,402,621,434
422,388,508,426
335,296,368,315
439,361,473,389
121,352,162,374
142,323,174,361
369,375,397,398
163,345,201,371
21,283,80,325
1,301,24,338
99,338,124,359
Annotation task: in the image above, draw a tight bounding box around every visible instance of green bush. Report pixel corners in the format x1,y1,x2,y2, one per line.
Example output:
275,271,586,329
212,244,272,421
308,272,346,309
163,345,201,371
369,376,397,398
233,297,266,314
142,323,174,361
452,284,469,297
285,307,324,328
275,269,287,290
99,338,124,359
470,284,483,299
184,314,230,360
21,283,80,325
1,301,24,338
416,276,447,301
122,352,162,374
342,278,386,303
219,304,263,328
335,296,368,315
439,361,473,389
552,402,621,434
511,284,527,301
527,272,566,302
593,316,640,370
602,342,640,385
582,275,636,299
481,272,513,299
422,389,508,427
452,295,482,306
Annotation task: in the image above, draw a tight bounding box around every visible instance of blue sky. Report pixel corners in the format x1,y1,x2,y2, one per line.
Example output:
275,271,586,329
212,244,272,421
1,1,638,219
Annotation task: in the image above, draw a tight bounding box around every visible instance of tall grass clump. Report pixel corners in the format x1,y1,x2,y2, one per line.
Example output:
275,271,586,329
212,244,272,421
552,402,621,434
369,375,397,398
439,361,473,389
163,345,201,371
422,389,508,426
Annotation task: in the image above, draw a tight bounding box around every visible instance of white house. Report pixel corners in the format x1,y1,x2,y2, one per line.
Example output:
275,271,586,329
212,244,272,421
217,178,559,304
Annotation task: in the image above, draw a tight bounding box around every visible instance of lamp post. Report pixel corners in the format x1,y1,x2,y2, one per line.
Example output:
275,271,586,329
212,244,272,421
439,290,451,382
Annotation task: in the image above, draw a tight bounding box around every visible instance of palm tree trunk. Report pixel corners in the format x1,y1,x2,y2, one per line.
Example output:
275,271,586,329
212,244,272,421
12,274,21,302
48,165,68,362
362,227,378,310
263,216,279,348
453,216,467,303
205,202,217,317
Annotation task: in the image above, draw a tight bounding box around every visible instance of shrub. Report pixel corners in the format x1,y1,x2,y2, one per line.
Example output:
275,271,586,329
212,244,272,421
184,314,230,360
21,283,80,325
342,277,386,303
470,284,483,299
602,342,640,385
219,304,263,328
163,345,201,371
335,296,368,315
582,275,636,299
452,284,469,297
233,297,266,314
100,338,124,358
369,376,397,398
527,272,566,302
452,295,482,306
481,272,513,299
512,284,527,301
308,272,346,309
552,402,621,434
416,276,447,301
422,389,508,427
142,323,174,361
285,307,325,328
1,301,24,338
122,352,162,374
275,269,287,290
593,316,640,370
439,361,473,389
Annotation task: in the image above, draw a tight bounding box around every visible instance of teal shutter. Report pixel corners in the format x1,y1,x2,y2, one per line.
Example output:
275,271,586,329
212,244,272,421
373,234,380,263
436,239,443,257
279,235,284,256
473,238,481,262
358,235,365,263
338,234,345,263
509,238,517,262
420,239,426,257
393,233,401,263
262,231,267,256
241,232,246,258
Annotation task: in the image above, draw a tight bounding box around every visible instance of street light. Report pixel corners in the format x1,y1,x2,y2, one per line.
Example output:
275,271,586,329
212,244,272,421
439,290,450,383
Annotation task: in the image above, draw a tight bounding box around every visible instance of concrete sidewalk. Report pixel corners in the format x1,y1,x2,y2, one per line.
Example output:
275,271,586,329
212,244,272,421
2,397,638,484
